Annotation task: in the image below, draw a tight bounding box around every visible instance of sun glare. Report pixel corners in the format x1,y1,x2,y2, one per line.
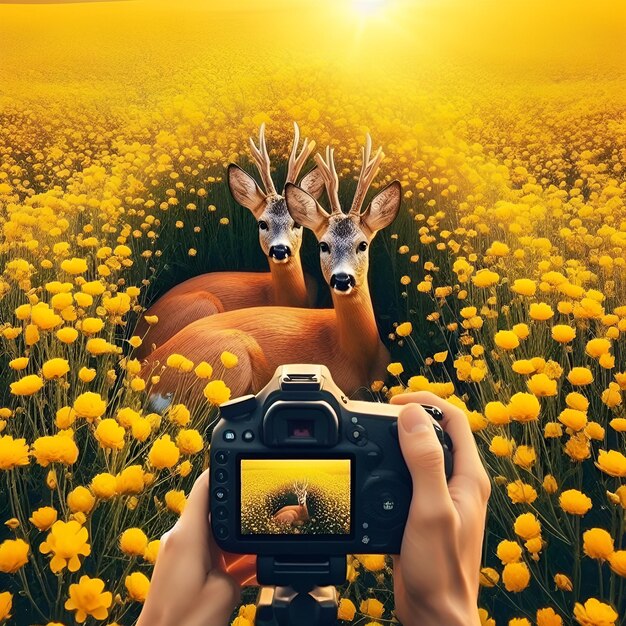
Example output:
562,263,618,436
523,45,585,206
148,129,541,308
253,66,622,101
352,0,390,16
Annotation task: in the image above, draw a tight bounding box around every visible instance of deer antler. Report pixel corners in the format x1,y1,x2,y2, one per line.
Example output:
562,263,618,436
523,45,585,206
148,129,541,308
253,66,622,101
314,146,342,215
285,122,317,186
349,134,385,216
248,123,278,196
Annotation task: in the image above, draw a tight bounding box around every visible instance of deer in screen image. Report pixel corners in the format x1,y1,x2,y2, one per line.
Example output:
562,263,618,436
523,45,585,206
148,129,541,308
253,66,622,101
134,123,324,359
272,481,310,527
141,136,401,409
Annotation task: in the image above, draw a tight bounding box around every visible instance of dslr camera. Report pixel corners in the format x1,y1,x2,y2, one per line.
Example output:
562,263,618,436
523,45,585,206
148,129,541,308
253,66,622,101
209,364,453,575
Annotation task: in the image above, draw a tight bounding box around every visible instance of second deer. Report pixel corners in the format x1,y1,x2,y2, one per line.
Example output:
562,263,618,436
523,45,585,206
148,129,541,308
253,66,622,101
140,136,400,408
134,123,324,359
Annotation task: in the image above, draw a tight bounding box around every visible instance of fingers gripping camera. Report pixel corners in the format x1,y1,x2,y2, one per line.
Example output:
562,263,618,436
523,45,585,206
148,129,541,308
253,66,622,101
209,364,453,556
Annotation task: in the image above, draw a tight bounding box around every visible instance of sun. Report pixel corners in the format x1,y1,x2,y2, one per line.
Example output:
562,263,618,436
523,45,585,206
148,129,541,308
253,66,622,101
352,0,391,16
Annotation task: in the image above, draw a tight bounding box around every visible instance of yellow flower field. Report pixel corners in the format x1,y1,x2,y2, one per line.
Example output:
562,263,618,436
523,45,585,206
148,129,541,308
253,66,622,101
0,0,625,624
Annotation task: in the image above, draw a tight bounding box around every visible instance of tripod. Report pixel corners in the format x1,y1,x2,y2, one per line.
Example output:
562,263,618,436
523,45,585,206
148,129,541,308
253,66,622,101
253,555,346,626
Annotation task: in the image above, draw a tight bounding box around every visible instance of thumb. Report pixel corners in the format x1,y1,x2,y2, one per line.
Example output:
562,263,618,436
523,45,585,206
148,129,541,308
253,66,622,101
397,403,451,508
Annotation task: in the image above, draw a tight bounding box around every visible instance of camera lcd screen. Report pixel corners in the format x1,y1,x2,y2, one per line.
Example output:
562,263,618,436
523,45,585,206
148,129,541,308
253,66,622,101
240,459,351,536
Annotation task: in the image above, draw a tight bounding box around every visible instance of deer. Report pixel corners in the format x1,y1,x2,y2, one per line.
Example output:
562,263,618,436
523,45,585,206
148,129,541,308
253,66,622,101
140,135,401,411
272,481,310,527
133,123,325,360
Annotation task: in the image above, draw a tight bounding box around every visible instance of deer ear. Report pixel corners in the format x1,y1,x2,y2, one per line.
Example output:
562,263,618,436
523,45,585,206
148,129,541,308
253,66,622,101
297,167,325,201
360,180,401,237
227,163,267,218
284,182,330,237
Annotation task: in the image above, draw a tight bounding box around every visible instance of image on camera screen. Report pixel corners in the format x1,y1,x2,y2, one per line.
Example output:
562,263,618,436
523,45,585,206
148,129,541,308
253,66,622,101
240,459,351,536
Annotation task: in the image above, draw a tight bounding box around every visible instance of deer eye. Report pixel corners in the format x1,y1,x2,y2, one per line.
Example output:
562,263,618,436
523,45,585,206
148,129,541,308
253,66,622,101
258,220,268,231
319,241,330,253
358,241,368,252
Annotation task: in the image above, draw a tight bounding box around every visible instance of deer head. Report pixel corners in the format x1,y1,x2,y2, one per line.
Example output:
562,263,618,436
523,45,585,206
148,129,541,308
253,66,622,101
227,122,325,264
293,480,308,506
284,135,401,295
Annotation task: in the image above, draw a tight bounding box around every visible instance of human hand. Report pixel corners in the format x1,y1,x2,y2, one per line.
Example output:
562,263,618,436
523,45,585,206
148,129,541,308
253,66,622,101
137,469,257,626
389,392,491,626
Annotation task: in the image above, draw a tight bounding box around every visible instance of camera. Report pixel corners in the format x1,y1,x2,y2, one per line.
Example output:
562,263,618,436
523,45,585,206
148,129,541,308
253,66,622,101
209,364,453,562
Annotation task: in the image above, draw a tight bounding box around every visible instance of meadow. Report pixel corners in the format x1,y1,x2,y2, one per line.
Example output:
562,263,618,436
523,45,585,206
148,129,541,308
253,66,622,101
0,0,625,624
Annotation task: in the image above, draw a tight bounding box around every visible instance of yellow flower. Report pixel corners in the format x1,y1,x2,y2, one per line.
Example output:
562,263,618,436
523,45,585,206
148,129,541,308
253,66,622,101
543,475,558,494
0,538,29,573
131,417,152,441
194,361,214,379
512,359,536,375
204,380,231,405
609,417,626,432
502,561,530,592
513,445,536,469
559,489,592,515
42,358,70,379
582,529,614,560
567,367,594,386
168,403,191,426
175,429,203,455
595,449,626,477
565,391,589,411
512,323,530,339
81,317,104,335
65,575,112,623
143,539,160,564
472,269,499,287
511,278,536,296
544,422,563,438
220,351,239,368
509,619,531,626
0,435,29,469
485,401,510,424
55,406,76,429
148,435,180,469
495,330,519,350
78,367,97,383
496,539,522,564
86,337,117,355
29,506,58,531
527,373,557,397
61,257,88,274
57,326,79,343
0,591,12,621
387,362,404,376
120,528,148,556
536,607,563,626
144,314,159,325
337,598,356,620
116,465,145,494
479,608,496,626
67,486,96,514
558,408,588,431
32,434,79,466
573,598,618,626
358,554,386,571
514,513,541,539
40,520,90,573
586,338,611,358
552,325,576,343
489,435,515,457
529,302,554,321
10,374,44,396
479,567,499,587
166,353,194,372
554,573,573,591
95,418,126,450
608,551,626,577
508,392,541,422
165,490,187,514
507,481,538,504
359,598,384,619
31,302,62,329
73,392,107,421
396,322,412,336
177,460,192,477
125,571,150,602
91,473,117,499
9,357,28,370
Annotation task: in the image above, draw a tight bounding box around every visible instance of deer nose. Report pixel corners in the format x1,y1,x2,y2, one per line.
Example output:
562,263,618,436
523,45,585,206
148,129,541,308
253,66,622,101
330,272,355,292
269,244,290,261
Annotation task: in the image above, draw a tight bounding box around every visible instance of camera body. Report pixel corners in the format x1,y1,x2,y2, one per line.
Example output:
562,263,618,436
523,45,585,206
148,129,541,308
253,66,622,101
209,364,453,556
